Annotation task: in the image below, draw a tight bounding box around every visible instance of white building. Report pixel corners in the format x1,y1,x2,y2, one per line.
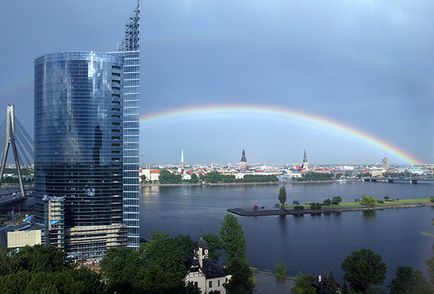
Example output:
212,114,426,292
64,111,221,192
185,238,231,294
139,169,160,182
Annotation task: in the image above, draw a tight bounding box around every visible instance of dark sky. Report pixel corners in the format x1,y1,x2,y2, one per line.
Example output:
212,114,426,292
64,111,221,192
0,0,433,165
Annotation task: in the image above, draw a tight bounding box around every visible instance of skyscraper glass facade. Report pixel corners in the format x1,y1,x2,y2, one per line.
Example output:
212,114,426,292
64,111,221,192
34,52,127,259
112,2,141,250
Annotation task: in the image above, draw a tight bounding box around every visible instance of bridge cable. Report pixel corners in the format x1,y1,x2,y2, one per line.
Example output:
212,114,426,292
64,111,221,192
15,125,34,161
15,119,34,146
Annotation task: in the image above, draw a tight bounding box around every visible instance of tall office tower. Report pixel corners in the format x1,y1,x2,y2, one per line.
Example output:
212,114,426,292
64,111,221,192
113,1,141,250
34,52,127,260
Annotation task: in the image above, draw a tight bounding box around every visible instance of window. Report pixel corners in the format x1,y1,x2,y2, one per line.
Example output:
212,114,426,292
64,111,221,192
194,282,198,287
209,281,212,288
218,280,220,287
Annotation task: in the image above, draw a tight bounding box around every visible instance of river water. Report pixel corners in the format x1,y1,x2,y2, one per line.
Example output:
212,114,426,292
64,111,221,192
1,181,432,284
140,181,434,283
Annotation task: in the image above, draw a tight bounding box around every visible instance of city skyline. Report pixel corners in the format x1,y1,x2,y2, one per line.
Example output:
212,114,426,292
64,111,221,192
1,0,433,164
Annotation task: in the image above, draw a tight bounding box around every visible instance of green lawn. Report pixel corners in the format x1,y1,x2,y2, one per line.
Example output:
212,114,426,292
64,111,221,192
392,198,431,204
293,197,432,210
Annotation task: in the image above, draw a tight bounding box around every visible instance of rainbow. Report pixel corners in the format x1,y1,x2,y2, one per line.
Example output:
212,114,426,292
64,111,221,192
140,104,423,165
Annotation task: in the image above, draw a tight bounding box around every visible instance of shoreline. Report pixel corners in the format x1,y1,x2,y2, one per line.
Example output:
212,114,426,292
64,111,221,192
228,201,434,217
140,180,354,187
141,182,281,187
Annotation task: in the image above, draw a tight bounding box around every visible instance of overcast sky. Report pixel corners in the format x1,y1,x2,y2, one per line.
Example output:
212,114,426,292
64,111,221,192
0,0,433,165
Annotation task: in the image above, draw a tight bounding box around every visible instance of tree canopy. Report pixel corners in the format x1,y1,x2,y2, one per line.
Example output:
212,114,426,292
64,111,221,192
389,266,432,294
342,249,386,293
278,187,287,207
361,195,377,207
0,245,104,294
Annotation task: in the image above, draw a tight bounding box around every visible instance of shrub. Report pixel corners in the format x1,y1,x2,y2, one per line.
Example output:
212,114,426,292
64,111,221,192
275,262,287,280
310,203,322,210
332,196,342,205
361,195,377,207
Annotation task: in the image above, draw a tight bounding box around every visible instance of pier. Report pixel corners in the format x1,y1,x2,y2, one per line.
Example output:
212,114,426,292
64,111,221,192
228,201,434,217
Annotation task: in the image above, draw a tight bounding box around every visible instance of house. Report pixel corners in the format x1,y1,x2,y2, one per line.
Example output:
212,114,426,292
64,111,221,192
184,237,231,294
312,274,342,294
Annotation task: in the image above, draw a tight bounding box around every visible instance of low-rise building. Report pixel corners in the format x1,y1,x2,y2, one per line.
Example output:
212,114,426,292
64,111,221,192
185,237,231,294
0,223,44,249
140,168,161,182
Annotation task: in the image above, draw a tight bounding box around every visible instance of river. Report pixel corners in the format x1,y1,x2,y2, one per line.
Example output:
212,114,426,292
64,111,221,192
1,181,432,284
140,181,434,283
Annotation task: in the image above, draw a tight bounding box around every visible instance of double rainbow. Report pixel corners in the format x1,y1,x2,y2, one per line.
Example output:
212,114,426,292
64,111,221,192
140,104,423,165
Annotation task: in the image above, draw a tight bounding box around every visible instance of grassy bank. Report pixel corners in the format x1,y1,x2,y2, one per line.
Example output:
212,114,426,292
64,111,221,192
320,198,432,210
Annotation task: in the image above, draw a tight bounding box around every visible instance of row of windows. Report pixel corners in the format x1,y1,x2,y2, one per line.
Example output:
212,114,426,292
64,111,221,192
124,100,139,107
124,80,139,86
124,129,139,136
124,178,139,184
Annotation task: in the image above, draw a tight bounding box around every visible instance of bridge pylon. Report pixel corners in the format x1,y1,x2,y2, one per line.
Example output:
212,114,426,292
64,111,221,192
0,105,26,197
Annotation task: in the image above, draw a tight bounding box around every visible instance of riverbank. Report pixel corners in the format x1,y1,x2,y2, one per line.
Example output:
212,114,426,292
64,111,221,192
254,270,295,294
139,180,354,187
141,181,281,187
228,198,434,217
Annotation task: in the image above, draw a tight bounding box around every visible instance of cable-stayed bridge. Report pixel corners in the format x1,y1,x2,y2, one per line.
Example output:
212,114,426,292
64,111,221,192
0,105,34,206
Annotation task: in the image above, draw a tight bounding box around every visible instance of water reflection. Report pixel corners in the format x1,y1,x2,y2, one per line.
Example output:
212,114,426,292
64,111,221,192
362,210,377,218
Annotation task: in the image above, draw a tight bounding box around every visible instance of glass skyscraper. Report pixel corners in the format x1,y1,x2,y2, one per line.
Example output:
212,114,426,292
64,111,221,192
113,2,141,250
33,2,141,258
34,52,127,259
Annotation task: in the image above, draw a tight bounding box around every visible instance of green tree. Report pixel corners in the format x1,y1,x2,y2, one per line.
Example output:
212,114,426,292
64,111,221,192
332,196,343,205
361,195,377,207
275,262,287,280
184,283,201,294
219,215,253,294
225,257,253,294
389,267,431,294
310,202,322,210
278,187,287,208
159,169,182,184
427,256,434,285
342,249,386,293
8,245,66,274
0,246,13,276
190,174,199,184
203,234,222,261
220,214,246,259
323,199,331,206
292,274,316,294
100,247,143,293
140,232,193,293
0,271,31,294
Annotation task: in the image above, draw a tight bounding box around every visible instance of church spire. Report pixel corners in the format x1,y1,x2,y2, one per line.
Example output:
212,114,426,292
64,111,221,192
302,149,309,170
180,149,185,174
239,149,247,171
240,149,247,162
